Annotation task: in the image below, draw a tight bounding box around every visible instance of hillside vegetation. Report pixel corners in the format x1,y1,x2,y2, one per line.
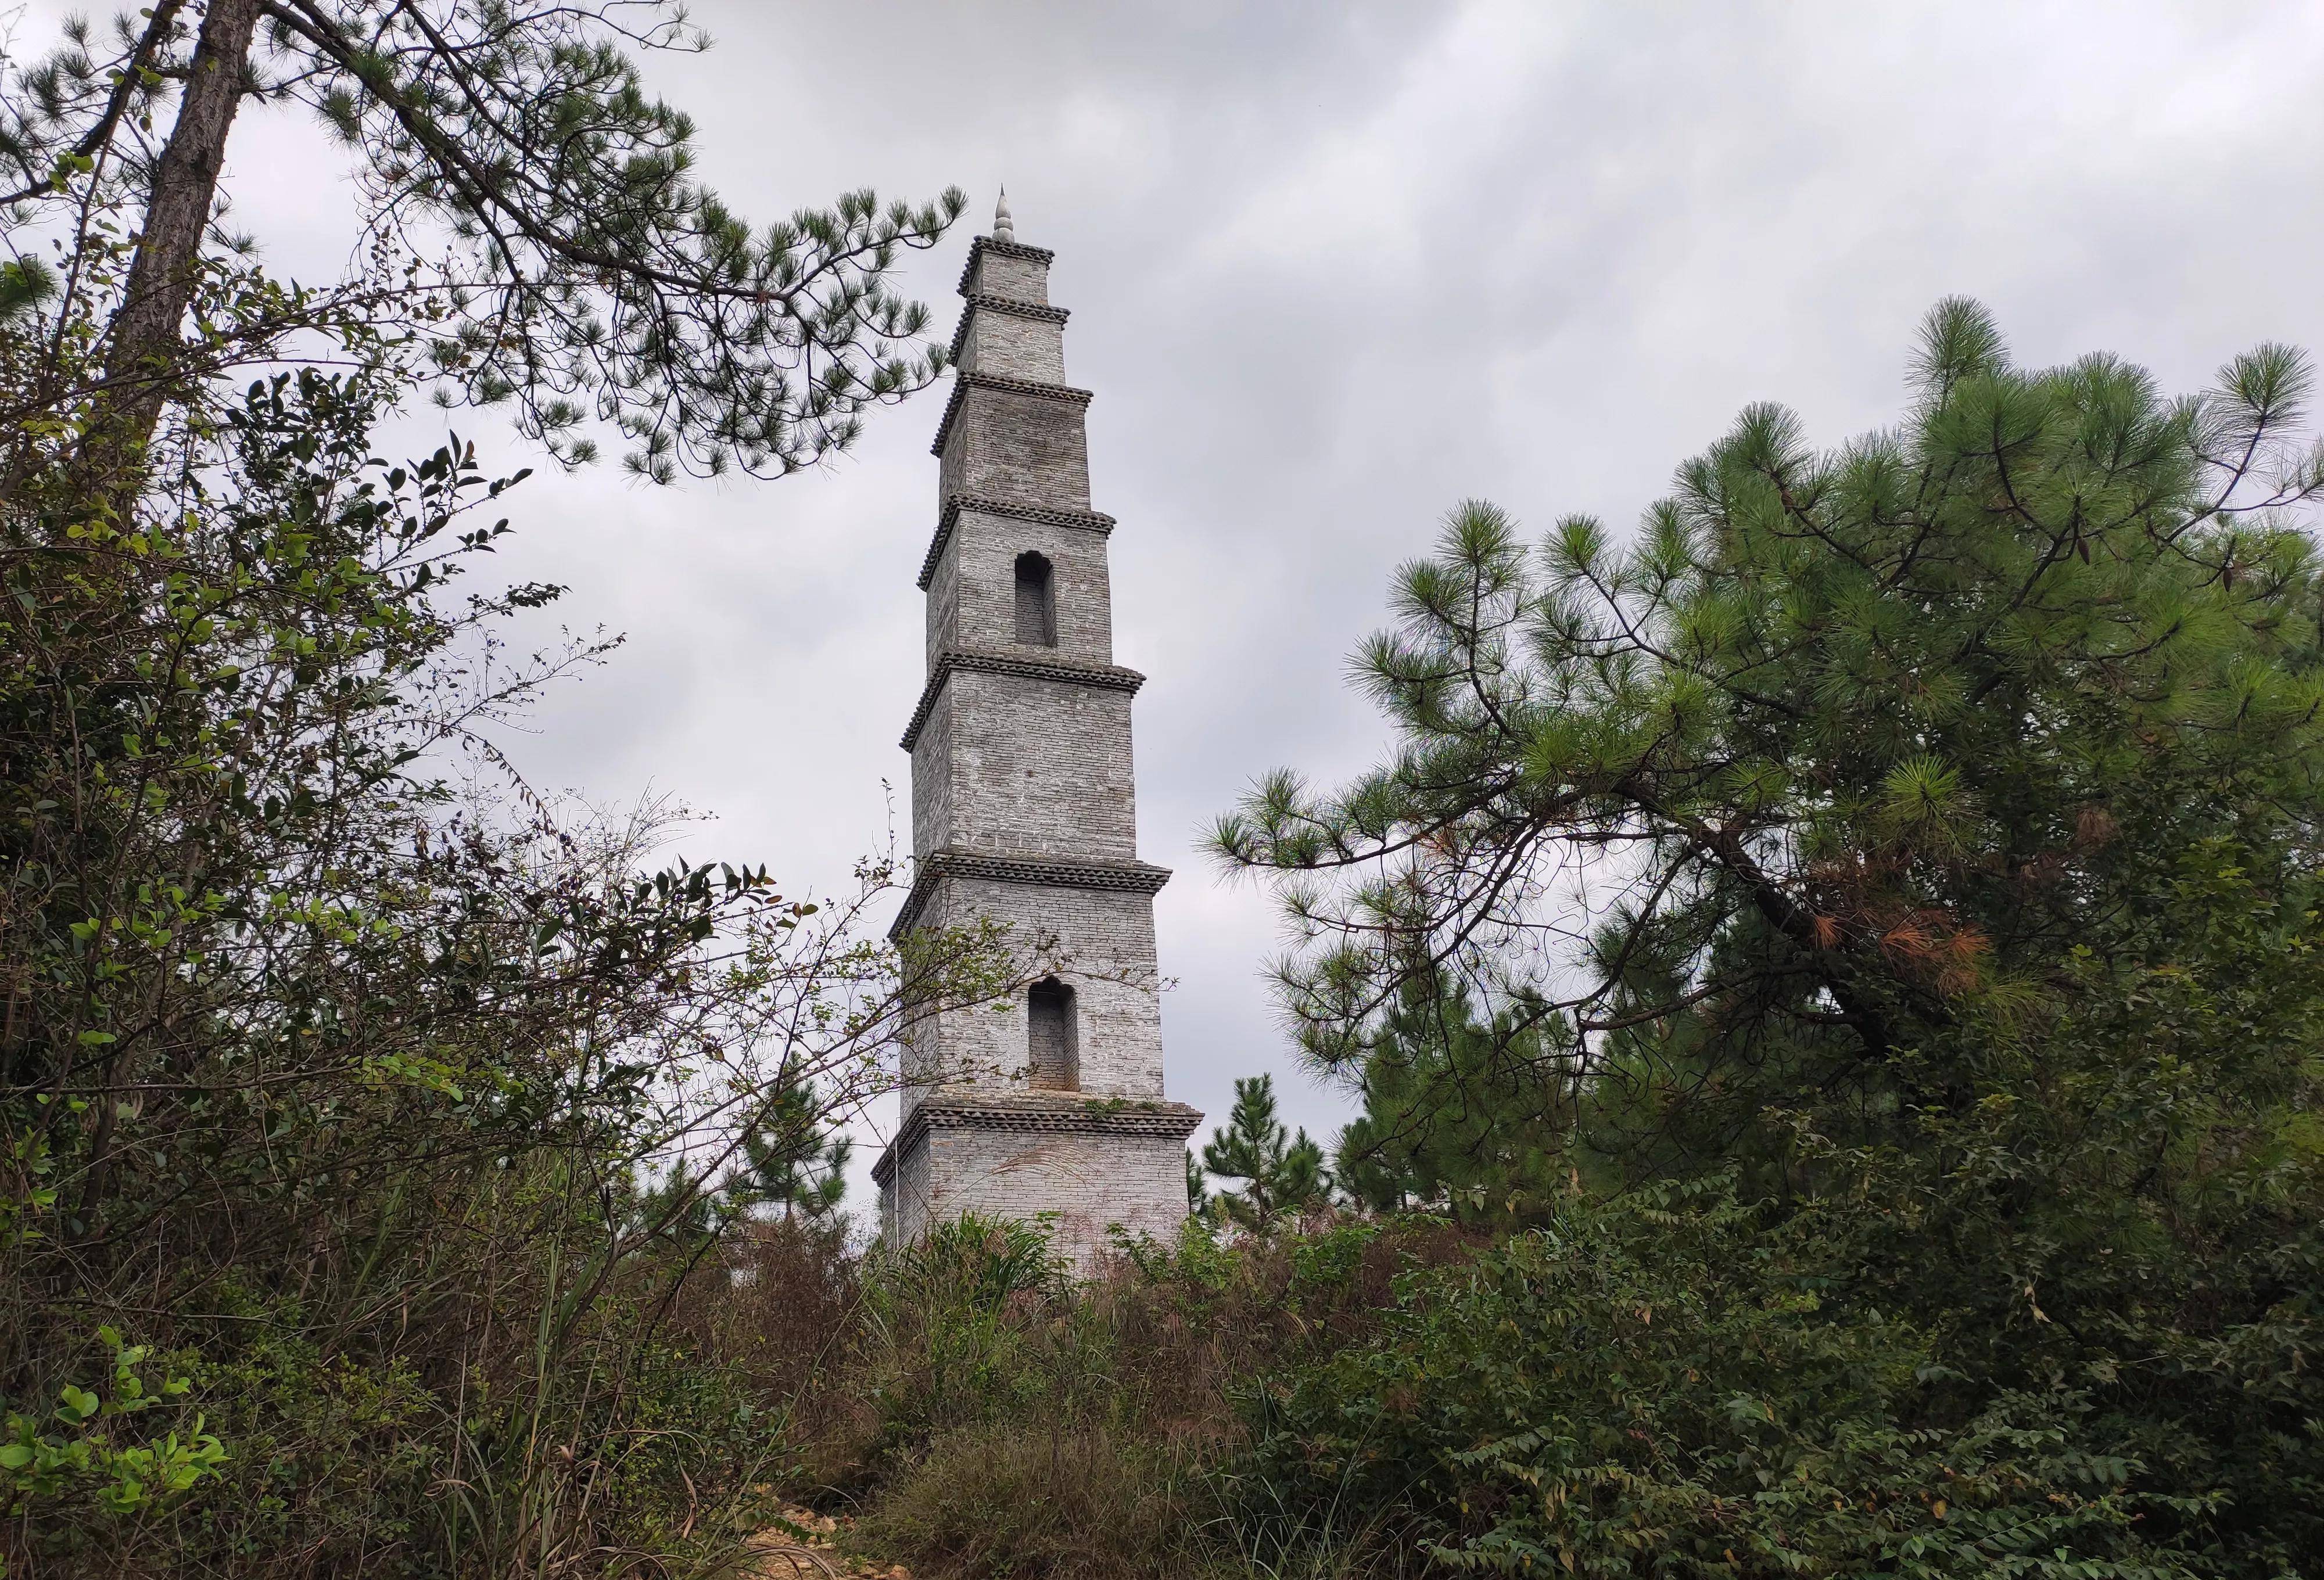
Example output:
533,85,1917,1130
825,301,2324,1580
5,4,2323,1575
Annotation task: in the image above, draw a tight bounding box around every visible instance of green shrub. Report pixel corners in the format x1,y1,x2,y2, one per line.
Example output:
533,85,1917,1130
842,1214,1073,1463
1238,1186,2190,1578
0,234,1005,1578
824,1213,1482,1579
853,1425,1197,1580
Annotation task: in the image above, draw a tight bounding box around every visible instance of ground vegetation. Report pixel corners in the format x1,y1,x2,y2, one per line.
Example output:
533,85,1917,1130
9,6,2322,1566
1207,300,2324,1578
0,6,1001,1571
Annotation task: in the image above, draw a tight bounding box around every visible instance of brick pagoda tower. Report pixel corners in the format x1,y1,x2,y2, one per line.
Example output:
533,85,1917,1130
873,193,1200,1270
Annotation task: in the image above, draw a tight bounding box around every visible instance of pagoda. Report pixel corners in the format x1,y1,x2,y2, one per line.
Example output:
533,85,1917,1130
873,193,1201,1270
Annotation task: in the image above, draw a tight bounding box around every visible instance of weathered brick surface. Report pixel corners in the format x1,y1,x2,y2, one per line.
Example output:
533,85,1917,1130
926,507,1115,667
880,220,1195,1274
889,1125,1190,1262
956,304,1067,383
937,388,1090,508
888,1130,931,1237
910,673,1138,858
967,246,1050,304
901,876,1164,1101
907,691,956,861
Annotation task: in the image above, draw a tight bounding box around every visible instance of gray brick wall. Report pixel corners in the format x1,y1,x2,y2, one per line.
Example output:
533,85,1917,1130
888,1123,1189,1270
956,306,1067,383
903,877,1165,1101
908,691,955,863
926,507,1116,668
910,673,1138,859
938,389,1090,508
968,249,1049,304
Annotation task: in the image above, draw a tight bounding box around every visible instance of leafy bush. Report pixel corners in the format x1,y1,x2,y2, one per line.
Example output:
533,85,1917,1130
1,1329,224,1538
820,1212,1480,1578
0,205,1007,1577
1241,1187,2179,1578
841,1213,1072,1462
1233,852,2324,1576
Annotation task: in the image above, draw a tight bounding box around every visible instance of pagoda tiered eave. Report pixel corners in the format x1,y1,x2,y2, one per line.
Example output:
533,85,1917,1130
871,1090,1203,1188
928,369,1094,458
899,645,1146,751
955,235,1057,295
948,293,1071,364
888,848,1173,941
916,493,1116,590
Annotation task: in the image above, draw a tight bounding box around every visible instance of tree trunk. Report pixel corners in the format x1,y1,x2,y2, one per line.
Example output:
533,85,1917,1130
96,0,262,455
68,0,261,1228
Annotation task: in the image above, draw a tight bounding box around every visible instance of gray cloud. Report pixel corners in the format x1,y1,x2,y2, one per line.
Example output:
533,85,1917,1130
27,0,2324,1198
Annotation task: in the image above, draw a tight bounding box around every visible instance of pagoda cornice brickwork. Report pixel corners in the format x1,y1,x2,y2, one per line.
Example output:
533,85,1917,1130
898,646,1145,751
917,494,1116,591
888,847,1173,942
872,1091,1203,1188
948,293,1071,365
955,234,1056,295
928,369,1094,459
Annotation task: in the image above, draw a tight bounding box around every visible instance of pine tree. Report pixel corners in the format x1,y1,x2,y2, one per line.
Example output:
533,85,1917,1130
1200,1075,1330,1230
723,1072,852,1224
635,1160,726,1247
1217,299,2324,1180
1334,967,1570,1219
1,1,964,481
1214,304,2324,1570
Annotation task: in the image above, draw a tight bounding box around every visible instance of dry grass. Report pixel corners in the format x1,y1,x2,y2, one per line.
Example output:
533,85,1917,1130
850,1427,1200,1580
778,1216,1482,1580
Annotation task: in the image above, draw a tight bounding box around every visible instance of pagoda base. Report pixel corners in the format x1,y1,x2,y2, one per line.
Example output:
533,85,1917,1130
872,1089,1202,1274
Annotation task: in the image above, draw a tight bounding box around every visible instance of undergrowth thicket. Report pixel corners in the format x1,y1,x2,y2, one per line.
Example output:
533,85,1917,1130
809,302,2324,1580
6,9,2321,1561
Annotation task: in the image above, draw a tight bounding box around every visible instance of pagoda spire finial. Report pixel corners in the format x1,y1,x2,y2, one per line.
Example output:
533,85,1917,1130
992,185,1014,244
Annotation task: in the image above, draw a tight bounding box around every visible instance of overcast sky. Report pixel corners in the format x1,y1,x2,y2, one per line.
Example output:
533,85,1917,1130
25,0,2324,1201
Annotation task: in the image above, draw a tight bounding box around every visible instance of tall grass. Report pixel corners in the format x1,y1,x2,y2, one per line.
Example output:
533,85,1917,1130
791,1212,1473,1580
